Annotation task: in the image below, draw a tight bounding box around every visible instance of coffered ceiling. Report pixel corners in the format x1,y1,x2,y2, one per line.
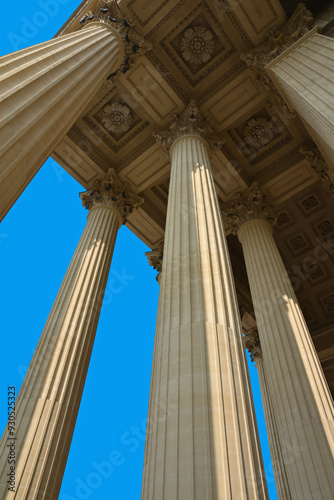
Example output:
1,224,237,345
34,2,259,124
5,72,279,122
53,0,334,394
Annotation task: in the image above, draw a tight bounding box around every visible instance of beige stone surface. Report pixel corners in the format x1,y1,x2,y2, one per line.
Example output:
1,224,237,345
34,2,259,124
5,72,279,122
243,322,292,500
141,106,269,498
238,218,334,499
266,30,334,170
0,21,123,221
0,170,142,499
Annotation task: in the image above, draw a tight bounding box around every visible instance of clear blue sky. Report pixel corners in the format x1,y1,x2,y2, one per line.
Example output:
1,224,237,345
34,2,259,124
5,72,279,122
0,1,278,498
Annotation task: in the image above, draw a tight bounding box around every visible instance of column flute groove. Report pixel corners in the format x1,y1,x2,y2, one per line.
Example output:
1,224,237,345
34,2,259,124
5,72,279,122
0,169,143,499
224,185,334,499
141,102,269,499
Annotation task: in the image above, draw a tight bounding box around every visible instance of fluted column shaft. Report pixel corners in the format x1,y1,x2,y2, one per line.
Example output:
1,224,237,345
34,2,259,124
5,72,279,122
239,219,334,499
141,134,268,499
255,358,291,500
0,203,121,499
266,29,334,165
0,21,123,221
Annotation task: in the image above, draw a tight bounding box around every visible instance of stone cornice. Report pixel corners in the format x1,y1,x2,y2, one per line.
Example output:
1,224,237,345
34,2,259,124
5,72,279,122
145,241,164,283
80,168,143,223
222,182,277,235
153,100,225,157
300,143,334,198
243,329,263,363
241,3,314,107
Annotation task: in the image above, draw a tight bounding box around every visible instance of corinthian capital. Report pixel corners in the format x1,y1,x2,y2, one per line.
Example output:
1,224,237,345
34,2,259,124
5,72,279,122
300,144,334,197
154,100,224,155
80,0,151,78
241,4,313,106
145,241,164,283
80,168,143,223
222,183,277,235
243,329,263,363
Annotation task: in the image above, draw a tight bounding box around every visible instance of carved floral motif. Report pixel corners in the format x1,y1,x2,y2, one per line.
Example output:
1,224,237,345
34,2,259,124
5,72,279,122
80,168,143,223
102,102,132,134
243,117,274,149
181,27,214,64
222,183,277,235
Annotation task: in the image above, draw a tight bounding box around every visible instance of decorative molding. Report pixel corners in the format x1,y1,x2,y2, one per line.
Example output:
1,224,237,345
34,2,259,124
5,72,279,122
80,168,143,223
180,26,215,65
222,182,277,235
145,241,164,282
154,100,224,154
241,4,313,106
243,329,263,362
102,101,133,133
300,144,334,198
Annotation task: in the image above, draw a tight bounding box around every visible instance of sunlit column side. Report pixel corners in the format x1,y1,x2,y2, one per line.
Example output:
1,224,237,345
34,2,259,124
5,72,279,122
0,169,142,499
0,1,148,221
265,29,334,163
141,101,269,500
224,184,334,499
243,320,292,500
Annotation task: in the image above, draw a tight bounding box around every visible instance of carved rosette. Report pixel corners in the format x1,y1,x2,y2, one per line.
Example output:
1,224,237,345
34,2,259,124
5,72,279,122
154,100,225,156
243,329,263,363
222,183,277,235
241,4,314,107
300,144,334,197
80,168,143,223
181,27,215,64
145,241,164,283
80,0,151,78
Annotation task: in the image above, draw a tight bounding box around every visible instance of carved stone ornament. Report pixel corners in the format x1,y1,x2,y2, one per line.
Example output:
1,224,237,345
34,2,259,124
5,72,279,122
181,27,215,64
102,101,132,133
145,241,164,282
243,117,274,149
243,329,263,362
154,100,225,156
222,182,277,235
80,168,143,223
80,0,152,78
241,4,314,107
300,143,334,197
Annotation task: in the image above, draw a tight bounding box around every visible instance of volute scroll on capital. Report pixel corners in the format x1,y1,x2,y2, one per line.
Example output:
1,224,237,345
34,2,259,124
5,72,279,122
153,100,225,158
80,168,143,223
145,241,164,283
79,0,152,79
222,182,277,236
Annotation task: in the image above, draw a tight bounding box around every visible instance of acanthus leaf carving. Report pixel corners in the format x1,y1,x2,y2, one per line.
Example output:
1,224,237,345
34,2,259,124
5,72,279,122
145,241,164,283
222,182,277,235
243,329,263,362
154,100,225,156
80,168,143,223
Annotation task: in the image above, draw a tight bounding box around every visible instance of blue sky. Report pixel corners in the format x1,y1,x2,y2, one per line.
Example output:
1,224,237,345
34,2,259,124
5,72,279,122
0,1,278,498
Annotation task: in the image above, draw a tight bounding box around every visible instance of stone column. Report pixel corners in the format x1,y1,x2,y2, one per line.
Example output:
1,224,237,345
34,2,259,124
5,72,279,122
141,101,268,500
0,169,142,499
0,3,148,221
265,28,334,163
224,184,334,499
243,323,292,500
